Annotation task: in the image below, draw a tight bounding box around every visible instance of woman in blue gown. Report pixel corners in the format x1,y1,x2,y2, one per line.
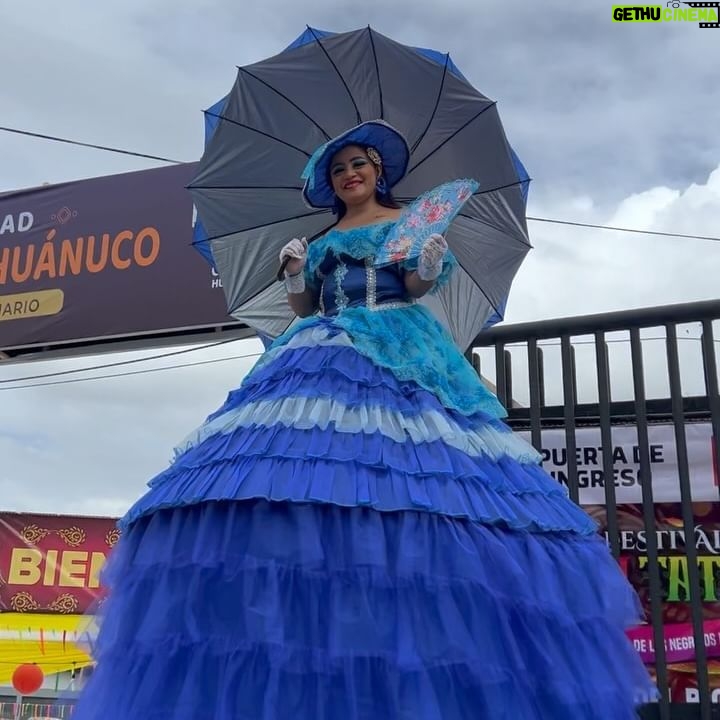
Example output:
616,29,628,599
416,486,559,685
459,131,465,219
72,121,657,719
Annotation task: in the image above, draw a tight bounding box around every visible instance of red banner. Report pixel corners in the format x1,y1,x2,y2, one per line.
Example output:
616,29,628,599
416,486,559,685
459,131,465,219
586,502,720,628
0,512,119,614
666,662,720,704
588,501,720,700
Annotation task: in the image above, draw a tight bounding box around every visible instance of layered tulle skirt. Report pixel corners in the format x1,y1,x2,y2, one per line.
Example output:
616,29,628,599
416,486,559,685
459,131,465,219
71,322,658,719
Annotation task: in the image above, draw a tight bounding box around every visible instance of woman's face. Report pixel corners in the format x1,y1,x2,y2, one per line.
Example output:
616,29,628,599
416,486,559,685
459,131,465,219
329,145,379,206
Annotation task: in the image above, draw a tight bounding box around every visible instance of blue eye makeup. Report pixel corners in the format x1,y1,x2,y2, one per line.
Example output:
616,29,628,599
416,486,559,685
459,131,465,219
331,156,368,176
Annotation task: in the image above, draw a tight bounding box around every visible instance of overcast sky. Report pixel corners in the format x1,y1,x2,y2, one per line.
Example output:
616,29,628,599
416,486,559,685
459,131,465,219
1,0,719,516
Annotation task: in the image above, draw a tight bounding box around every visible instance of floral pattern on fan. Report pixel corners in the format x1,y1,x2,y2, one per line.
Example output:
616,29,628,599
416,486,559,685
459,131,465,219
375,178,479,266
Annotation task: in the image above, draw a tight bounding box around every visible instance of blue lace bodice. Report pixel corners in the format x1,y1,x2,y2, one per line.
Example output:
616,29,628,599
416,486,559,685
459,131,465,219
305,221,455,315
317,253,412,316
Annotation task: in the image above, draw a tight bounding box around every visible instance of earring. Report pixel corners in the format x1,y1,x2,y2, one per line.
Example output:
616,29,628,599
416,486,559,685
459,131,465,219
376,176,388,196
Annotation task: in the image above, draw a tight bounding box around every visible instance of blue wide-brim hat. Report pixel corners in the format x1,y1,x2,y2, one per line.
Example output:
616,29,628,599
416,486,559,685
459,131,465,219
301,120,410,209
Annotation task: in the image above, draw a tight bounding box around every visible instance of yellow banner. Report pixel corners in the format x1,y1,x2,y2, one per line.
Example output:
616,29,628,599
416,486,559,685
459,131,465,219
0,613,93,684
0,289,64,323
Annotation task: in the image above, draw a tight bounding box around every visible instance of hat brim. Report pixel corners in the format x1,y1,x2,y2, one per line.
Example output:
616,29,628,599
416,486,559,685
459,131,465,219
302,121,410,209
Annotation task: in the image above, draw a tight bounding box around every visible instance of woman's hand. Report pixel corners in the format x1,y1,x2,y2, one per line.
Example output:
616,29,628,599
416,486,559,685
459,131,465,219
404,233,448,298
279,237,317,316
417,233,448,281
279,237,308,277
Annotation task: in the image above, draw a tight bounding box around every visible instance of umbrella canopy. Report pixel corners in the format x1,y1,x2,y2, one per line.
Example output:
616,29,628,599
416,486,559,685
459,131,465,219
189,26,531,351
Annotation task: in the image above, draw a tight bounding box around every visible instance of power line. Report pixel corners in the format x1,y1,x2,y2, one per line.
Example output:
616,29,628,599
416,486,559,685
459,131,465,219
0,350,263,391
0,338,246,384
2,125,719,244
0,126,185,165
527,216,720,244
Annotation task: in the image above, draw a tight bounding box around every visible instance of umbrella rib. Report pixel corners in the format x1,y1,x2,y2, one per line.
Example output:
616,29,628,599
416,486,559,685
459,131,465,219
203,111,312,159
410,54,450,153
462,179,534,249
196,211,332,243
230,282,296,335
452,255,501,318
470,178,531,198
405,102,497,177
188,185,304,191
367,27,384,120
394,178,530,204
308,26,362,125
229,277,276,314
454,213,533,251
238,66,333,141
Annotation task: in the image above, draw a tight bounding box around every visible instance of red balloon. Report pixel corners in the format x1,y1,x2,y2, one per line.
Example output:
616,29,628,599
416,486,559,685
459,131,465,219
12,663,44,695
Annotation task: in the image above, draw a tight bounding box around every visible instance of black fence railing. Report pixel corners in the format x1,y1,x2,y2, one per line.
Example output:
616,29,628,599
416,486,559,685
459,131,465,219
471,299,720,720
0,699,74,719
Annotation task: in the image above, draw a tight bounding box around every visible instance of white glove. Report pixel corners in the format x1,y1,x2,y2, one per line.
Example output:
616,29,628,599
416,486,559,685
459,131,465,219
417,233,448,281
279,237,308,269
280,237,307,293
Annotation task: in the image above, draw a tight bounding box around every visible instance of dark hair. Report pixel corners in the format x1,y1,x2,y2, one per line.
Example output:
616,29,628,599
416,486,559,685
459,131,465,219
332,189,400,219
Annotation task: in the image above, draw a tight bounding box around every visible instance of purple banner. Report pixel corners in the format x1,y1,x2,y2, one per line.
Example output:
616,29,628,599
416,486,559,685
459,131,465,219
0,163,234,352
627,619,720,665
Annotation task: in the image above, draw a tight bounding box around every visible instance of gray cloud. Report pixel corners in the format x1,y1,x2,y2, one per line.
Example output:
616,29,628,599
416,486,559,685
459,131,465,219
2,0,718,197
1,340,266,515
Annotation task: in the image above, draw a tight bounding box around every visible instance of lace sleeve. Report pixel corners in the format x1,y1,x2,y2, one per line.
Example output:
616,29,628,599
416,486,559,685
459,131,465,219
400,251,458,293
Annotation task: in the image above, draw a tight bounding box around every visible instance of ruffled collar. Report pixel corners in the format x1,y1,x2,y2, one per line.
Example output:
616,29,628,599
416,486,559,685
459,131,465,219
307,220,397,278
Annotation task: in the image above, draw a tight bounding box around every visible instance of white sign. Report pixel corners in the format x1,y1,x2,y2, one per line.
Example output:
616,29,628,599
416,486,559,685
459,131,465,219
0,211,33,235
517,422,718,505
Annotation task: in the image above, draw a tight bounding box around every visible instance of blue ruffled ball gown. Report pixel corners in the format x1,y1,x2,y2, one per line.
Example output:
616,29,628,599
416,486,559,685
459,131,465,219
72,221,657,719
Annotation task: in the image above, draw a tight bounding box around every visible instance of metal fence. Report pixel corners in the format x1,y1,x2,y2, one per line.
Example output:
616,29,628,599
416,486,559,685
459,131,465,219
0,699,73,719
471,299,720,719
